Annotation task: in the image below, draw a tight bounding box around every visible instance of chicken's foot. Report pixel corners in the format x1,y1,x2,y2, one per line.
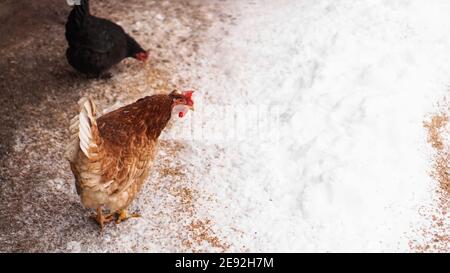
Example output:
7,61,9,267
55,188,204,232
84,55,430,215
115,209,141,224
90,207,114,230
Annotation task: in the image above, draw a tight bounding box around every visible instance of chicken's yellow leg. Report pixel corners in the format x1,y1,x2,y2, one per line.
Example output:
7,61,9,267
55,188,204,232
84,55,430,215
91,207,114,230
116,209,141,224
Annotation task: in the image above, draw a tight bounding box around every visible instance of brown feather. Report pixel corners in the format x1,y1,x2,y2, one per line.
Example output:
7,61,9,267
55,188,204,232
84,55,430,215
67,94,174,212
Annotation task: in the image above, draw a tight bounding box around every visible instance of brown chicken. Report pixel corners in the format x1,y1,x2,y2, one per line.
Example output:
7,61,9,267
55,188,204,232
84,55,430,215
65,90,194,228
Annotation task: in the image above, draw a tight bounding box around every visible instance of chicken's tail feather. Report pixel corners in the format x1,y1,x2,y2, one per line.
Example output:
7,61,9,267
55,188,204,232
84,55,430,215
79,97,98,158
65,96,100,162
78,0,90,15
68,0,90,28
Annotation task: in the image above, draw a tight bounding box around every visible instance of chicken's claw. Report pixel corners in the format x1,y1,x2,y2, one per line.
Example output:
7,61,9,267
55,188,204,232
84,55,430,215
116,209,141,224
90,208,114,230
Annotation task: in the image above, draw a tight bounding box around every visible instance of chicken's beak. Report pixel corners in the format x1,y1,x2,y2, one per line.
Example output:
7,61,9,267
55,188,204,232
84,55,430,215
188,105,195,112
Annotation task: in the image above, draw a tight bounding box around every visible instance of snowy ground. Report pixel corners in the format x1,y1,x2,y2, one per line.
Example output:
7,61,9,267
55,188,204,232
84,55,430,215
0,0,449,252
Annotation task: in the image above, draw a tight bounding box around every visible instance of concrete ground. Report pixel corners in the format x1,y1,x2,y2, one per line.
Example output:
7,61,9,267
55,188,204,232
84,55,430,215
0,0,232,252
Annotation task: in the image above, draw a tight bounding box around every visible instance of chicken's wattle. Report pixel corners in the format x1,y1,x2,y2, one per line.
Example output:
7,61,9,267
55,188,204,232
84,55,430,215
173,105,190,118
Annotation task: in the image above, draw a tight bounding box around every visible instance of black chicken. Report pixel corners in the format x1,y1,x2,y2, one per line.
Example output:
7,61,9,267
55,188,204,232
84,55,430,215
65,0,149,78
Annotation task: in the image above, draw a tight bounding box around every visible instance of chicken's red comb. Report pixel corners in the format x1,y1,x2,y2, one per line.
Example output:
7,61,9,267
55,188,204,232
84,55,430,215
182,90,195,99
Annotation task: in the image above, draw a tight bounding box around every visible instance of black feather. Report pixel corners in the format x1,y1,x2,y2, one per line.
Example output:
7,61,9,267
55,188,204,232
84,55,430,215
65,0,146,77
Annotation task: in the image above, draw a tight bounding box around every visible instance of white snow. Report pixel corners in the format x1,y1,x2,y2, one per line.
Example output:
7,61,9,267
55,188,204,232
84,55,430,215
166,0,450,251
